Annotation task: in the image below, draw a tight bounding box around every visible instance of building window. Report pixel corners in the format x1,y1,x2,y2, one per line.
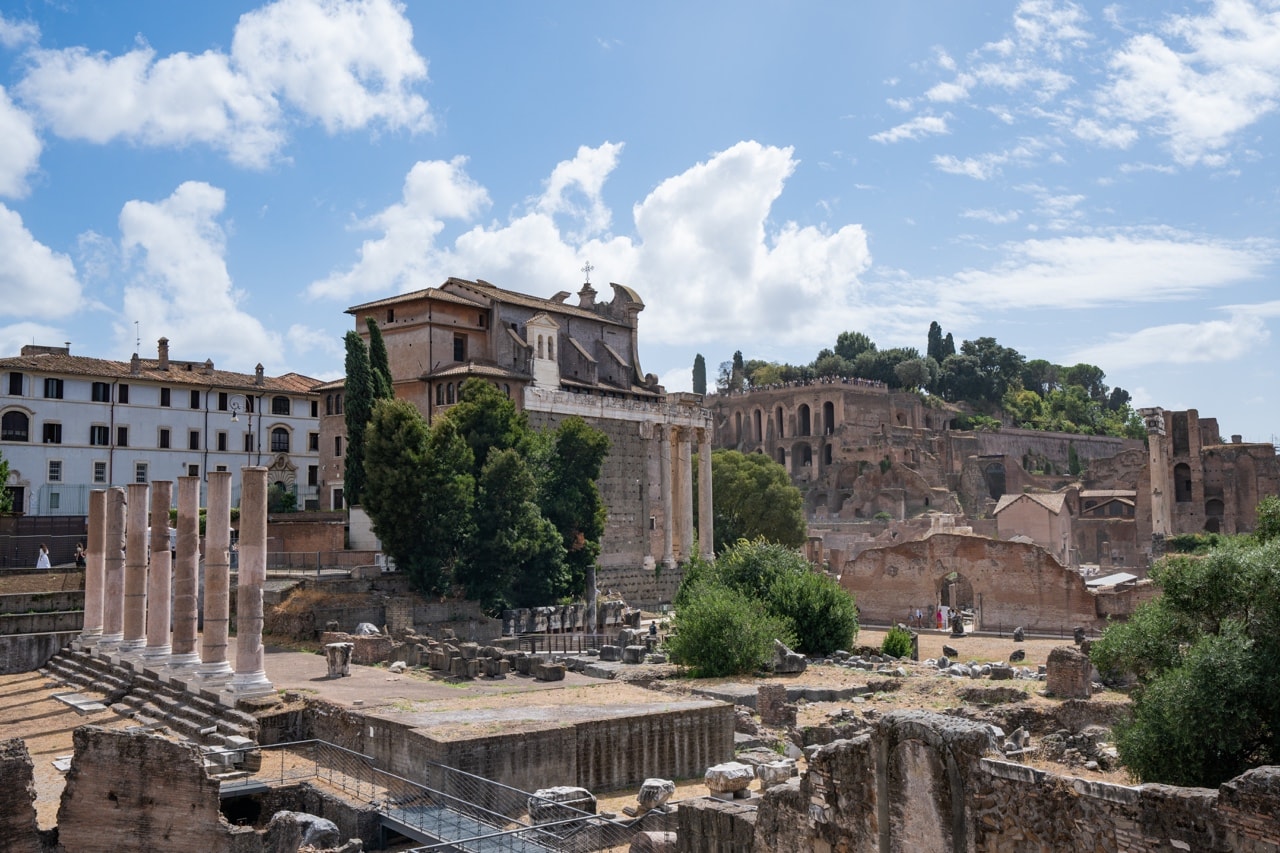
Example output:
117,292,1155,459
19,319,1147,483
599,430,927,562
436,384,444,405
244,433,254,453
90,425,109,446
42,422,62,444
271,427,290,453
325,394,333,416
116,426,128,447
93,461,107,484
1,411,30,442
49,492,60,510
117,384,129,404
188,429,200,450
134,462,148,484
217,432,228,452
44,378,64,399
216,465,227,472
386,308,394,323
447,383,455,404
187,464,199,477
308,432,319,451
48,460,62,482
332,488,344,510
453,334,466,362
218,392,228,411
160,387,171,407
308,465,318,486
7,372,22,395
334,436,343,457
272,396,290,415
246,395,255,413
190,390,201,409
334,394,342,414
92,382,111,402
159,428,171,449
310,400,318,417
478,313,486,328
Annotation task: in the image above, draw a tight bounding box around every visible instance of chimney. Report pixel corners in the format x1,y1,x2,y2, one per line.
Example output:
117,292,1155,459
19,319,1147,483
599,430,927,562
578,281,597,309
202,359,214,375
130,353,140,375
157,337,169,370
255,364,265,387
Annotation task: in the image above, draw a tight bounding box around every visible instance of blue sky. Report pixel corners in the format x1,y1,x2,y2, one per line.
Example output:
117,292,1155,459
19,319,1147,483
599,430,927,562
1,1,1278,443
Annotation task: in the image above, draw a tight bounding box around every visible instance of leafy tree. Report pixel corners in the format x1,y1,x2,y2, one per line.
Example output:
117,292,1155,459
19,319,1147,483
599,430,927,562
667,581,793,677
365,317,393,400
0,451,10,513
813,351,853,377
1063,363,1108,403
926,321,945,363
1107,386,1132,412
960,337,1025,403
342,331,375,506
835,331,876,362
767,568,859,655
1021,359,1060,397
692,354,707,396
893,357,933,390
540,417,610,601
1090,538,1280,786
445,377,532,478
853,347,921,387
703,450,805,552
1256,495,1280,543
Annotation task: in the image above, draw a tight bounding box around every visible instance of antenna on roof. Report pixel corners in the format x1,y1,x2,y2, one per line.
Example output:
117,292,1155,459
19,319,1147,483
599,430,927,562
134,320,140,352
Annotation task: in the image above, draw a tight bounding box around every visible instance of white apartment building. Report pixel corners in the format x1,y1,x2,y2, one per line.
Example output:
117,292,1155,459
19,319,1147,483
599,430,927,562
0,339,322,515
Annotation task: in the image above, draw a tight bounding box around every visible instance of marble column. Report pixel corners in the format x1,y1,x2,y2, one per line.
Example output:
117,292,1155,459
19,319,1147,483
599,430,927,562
678,427,695,561
98,487,126,651
228,466,273,697
142,481,173,666
698,427,715,561
119,482,149,657
659,425,675,568
79,489,106,645
198,471,234,683
168,476,201,671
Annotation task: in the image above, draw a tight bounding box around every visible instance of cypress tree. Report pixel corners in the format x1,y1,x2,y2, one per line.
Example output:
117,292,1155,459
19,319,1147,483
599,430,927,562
693,354,707,395
343,331,374,507
365,316,393,400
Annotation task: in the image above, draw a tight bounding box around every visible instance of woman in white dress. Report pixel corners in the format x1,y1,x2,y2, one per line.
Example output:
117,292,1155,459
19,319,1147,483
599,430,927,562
35,543,51,568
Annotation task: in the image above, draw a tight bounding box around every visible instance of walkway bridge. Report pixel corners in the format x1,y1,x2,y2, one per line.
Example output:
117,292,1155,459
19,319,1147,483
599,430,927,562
217,739,639,852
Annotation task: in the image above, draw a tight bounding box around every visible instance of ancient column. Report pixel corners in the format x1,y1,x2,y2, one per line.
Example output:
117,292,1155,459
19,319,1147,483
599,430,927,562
659,425,675,568
142,481,173,666
698,427,715,561
98,487,126,652
119,482,149,657
79,489,106,645
198,471,234,684
678,427,695,561
228,467,273,697
167,476,201,672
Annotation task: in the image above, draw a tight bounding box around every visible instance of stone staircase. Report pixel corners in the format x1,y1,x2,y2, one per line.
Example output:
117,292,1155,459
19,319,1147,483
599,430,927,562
39,647,259,753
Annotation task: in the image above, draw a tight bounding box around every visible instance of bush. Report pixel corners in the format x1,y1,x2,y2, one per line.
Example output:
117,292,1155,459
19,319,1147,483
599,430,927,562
881,625,913,659
766,570,858,655
666,583,793,677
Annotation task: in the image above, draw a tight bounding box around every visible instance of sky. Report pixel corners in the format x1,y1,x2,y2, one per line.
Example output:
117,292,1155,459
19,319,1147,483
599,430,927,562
0,0,1278,443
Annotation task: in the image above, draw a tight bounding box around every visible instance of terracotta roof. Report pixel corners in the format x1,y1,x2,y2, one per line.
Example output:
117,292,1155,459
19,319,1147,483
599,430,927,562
420,362,531,381
346,285,484,313
1079,489,1137,498
0,351,319,395
444,278,630,327
992,492,1067,515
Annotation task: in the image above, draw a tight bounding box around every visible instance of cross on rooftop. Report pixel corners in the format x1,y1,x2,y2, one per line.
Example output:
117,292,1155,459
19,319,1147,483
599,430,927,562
581,261,594,283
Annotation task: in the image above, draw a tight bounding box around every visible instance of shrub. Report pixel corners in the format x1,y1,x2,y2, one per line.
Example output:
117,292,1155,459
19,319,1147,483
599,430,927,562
881,625,913,659
766,570,858,655
666,583,793,677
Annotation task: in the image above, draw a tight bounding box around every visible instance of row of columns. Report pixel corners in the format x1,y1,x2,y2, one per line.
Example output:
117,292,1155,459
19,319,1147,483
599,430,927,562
658,424,714,567
77,468,274,699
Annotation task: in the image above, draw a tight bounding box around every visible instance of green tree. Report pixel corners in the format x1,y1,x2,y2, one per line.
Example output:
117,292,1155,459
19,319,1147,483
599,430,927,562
1020,359,1060,397
667,582,793,677
540,417,610,601
692,354,707,396
342,331,375,506
1090,538,1280,786
926,321,945,363
1256,495,1280,543
1063,362,1109,403
0,451,10,513
835,330,876,362
445,377,532,478
766,566,858,655
365,316,393,400
893,357,933,390
704,450,805,552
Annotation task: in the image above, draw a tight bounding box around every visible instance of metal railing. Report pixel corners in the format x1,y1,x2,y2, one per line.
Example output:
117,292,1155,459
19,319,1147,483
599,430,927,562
216,740,638,852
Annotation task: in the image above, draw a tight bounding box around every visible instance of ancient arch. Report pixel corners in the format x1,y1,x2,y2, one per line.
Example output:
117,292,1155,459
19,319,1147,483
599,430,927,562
936,571,974,613
823,400,835,435
753,409,763,443
982,462,1005,501
1205,498,1225,533
798,404,811,437
775,405,785,439
1174,462,1193,503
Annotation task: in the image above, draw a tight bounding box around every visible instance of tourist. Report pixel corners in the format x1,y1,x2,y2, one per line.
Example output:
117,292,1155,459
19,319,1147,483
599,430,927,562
74,542,86,568
36,544,51,569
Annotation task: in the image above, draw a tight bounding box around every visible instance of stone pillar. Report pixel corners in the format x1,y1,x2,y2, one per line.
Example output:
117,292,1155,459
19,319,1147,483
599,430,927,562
678,427,695,561
79,490,106,645
142,481,173,665
659,425,675,569
198,471,234,684
228,467,273,698
168,476,201,671
99,487,126,651
697,427,715,561
119,483,149,657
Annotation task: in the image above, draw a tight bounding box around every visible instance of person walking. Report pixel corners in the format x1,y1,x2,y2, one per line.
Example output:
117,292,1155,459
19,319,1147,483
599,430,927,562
36,543,51,569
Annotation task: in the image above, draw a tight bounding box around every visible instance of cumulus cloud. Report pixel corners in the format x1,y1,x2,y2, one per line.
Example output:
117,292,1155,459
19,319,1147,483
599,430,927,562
15,0,428,168
1068,311,1270,368
0,13,38,49
0,86,40,197
310,141,873,349
0,205,80,318
870,115,950,143
118,181,282,367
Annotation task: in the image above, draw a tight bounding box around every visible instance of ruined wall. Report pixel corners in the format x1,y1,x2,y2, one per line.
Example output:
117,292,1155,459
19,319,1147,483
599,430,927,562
0,738,42,853
841,533,1102,632
56,727,257,853
0,631,78,674
266,513,345,553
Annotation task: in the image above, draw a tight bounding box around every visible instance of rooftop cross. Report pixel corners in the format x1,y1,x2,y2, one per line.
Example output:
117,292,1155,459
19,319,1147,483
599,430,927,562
581,261,594,283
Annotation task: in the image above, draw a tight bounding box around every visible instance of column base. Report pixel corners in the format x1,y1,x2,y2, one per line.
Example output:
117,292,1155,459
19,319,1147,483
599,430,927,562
116,638,146,663
222,671,275,705
140,645,171,667
165,652,201,673
94,633,124,657
196,661,234,686
75,630,103,650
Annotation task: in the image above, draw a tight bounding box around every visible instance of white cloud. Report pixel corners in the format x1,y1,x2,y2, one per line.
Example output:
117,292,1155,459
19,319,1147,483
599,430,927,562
1068,312,1269,368
926,76,972,103
870,115,950,143
0,87,39,198
118,181,282,368
286,323,344,360
659,365,692,393
0,322,65,355
0,204,80,318
535,142,623,240
15,0,429,168
1071,116,1138,147
933,152,1006,180
1094,1,1280,166
0,13,38,49
961,208,1021,224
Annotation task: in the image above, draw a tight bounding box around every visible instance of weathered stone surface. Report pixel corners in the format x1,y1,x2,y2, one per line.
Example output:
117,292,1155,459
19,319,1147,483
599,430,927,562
1012,625,1025,642
598,644,622,661
676,797,757,853
630,830,677,852
0,738,41,853
534,661,566,681
942,644,959,658
622,644,646,664
705,761,755,794
772,639,807,674
756,760,795,790
263,810,341,853
1008,648,1026,663
636,778,676,814
1046,645,1092,698
325,642,353,678
527,786,596,824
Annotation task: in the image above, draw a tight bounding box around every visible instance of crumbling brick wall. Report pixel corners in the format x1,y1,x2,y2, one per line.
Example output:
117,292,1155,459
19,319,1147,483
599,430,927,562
0,738,42,853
